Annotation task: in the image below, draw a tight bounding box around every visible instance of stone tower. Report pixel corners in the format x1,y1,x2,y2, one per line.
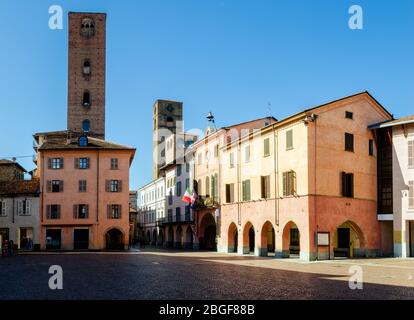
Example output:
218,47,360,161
152,100,183,179
67,12,106,139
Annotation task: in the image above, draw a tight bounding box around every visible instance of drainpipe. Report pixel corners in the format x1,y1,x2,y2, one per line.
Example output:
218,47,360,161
273,124,279,227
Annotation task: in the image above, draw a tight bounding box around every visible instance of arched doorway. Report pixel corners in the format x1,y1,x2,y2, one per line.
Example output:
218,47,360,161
199,213,216,250
334,221,365,258
152,229,157,246
243,222,255,254
260,221,275,256
167,227,174,248
228,223,238,253
105,228,124,250
282,221,300,258
158,229,164,246
176,226,183,249
185,226,193,249
146,230,151,245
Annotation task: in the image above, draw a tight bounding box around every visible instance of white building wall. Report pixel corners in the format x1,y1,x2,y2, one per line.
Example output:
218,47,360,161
392,124,414,257
0,196,40,249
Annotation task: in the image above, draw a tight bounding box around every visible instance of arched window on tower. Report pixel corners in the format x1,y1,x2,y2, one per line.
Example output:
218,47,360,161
83,91,91,107
82,119,90,132
166,116,174,128
83,60,91,76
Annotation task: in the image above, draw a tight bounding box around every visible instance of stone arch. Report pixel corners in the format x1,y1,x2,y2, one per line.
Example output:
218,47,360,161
185,226,193,249
167,226,174,248
105,227,125,250
176,226,183,249
260,221,275,256
243,221,255,254
146,230,151,245
199,213,216,250
158,229,164,246
282,221,300,258
152,229,157,246
334,220,365,258
227,222,238,253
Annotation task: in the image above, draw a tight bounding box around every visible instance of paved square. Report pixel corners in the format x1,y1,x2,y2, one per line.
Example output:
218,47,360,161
1,250,414,299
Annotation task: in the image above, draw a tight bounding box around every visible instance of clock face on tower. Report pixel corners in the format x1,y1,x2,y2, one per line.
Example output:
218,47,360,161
80,18,95,38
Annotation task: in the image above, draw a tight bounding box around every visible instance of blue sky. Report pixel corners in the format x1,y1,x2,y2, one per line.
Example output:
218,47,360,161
0,0,413,190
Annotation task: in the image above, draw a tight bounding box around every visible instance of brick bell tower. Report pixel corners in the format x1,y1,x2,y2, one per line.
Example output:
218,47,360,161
67,12,106,139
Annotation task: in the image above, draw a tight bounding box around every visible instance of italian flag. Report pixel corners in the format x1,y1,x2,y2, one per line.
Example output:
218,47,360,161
182,188,192,204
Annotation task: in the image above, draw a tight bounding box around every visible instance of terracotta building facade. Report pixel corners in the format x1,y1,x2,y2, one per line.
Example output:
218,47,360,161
217,92,392,260
35,134,135,250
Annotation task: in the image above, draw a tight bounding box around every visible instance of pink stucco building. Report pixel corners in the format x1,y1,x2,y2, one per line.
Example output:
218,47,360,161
34,131,135,250
217,92,392,260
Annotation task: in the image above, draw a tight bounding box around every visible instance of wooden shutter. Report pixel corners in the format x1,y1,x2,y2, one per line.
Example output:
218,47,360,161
350,173,354,197
17,200,23,215
60,180,64,192
247,180,251,201
261,177,265,198
26,200,30,215
85,204,89,218
107,204,111,218
73,205,78,219
46,205,51,219
105,180,110,192
74,158,79,169
341,172,347,197
119,205,122,219
47,158,52,169
60,158,64,169
292,171,297,195
46,180,52,193
283,172,287,196
266,176,271,198
118,180,122,192
226,184,230,203
264,138,269,156
86,158,90,169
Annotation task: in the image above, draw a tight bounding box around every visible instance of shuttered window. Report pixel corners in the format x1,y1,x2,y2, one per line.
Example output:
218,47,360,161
107,204,122,219
48,158,64,169
74,204,89,219
79,180,87,192
345,133,354,152
17,199,31,216
225,183,234,203
409,141,414,169
48,180,64,192
341,172,354,198
282,171,296,196
106,180,122,192
409,181,414,209
230,152,235,168
286,130,293,150
75,157,90,169
242,180,251,201
46,205,60,219
245,145,250,163
264,138,270,157
0,201,6,216
261,176,271,199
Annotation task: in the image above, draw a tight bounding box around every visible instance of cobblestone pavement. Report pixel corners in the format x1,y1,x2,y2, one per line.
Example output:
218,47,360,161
1,249,414,300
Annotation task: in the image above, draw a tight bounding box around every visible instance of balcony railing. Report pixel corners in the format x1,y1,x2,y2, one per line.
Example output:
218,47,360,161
164,212,194,224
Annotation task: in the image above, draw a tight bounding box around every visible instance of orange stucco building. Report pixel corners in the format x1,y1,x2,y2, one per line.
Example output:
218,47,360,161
217,92,393,260
34,132,135,250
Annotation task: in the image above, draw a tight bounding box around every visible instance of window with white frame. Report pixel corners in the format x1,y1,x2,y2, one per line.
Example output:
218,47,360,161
18,199,31,216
